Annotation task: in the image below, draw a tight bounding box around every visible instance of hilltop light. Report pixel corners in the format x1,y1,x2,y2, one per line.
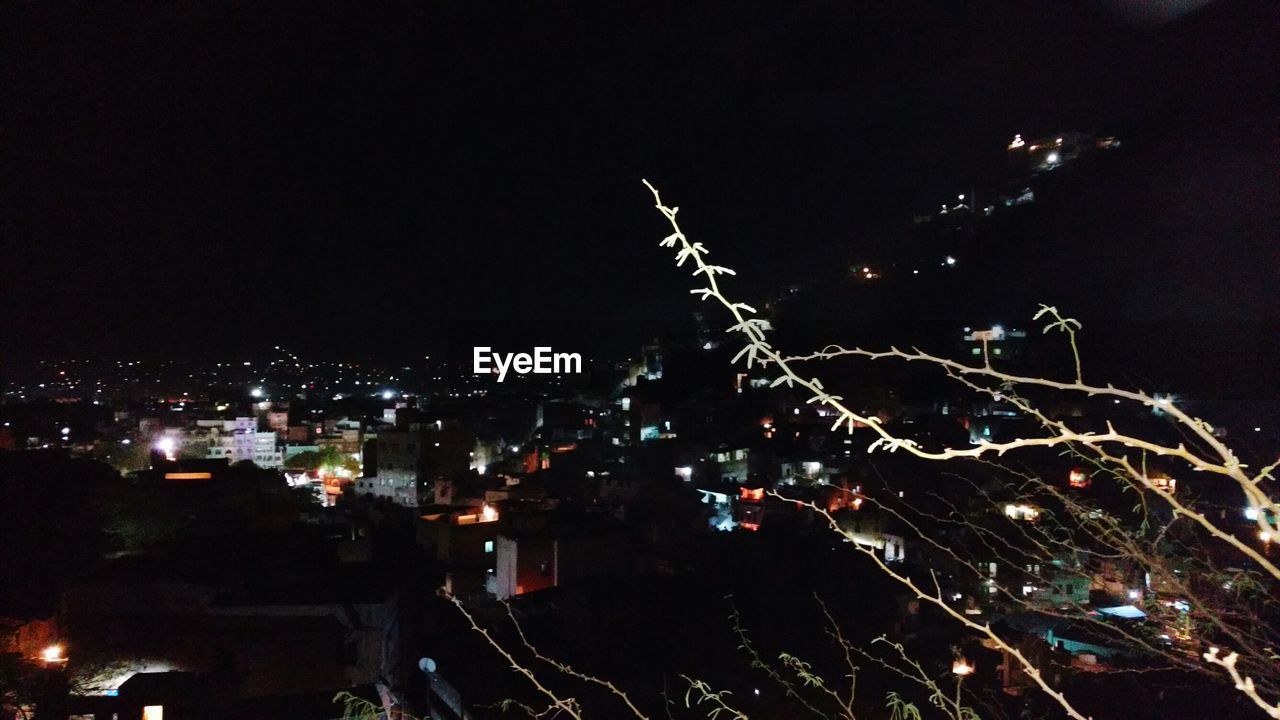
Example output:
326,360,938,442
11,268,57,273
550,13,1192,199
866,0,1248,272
250,387,263,398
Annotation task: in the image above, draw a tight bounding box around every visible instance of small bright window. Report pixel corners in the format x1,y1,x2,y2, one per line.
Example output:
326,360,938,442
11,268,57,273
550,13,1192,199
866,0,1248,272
484,541,494,554
993,348,1003,355
971,347,981,355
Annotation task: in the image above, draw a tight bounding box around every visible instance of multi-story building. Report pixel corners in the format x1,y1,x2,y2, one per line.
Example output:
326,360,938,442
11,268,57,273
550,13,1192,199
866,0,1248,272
207,431,284,468
360,420,472,507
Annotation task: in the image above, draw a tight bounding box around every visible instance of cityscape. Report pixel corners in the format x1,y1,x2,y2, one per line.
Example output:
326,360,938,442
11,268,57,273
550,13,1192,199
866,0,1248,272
2,3,1277,720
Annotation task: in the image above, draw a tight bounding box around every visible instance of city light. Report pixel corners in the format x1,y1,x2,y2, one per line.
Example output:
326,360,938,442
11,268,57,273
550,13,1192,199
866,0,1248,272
951,658,974,676
1046,151,1060,164
382,390,395,400
41,644,67,664
155,436,177,461
944,256,956,266
250,387,263,398
1008,134,1025,149
481,504,498,522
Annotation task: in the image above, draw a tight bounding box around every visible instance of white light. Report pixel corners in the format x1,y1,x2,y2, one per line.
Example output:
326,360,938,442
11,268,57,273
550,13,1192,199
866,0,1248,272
1046,151,1060,164
945,256,956,266
1255,427,1262,432
41,644,65,663
121,439,132,445
957,194,965,200
477,464,486,475
382,390,394,400
250,387,263,398
61,426,70,436
1128,589,1140,600
1245,507,1259,521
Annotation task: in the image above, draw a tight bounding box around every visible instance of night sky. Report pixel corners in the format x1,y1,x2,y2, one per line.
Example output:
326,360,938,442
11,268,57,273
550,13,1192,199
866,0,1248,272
2,1,1275,368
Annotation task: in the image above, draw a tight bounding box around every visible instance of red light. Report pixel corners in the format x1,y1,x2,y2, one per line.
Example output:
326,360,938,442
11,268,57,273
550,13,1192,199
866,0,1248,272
739,487,764,502
740,522,760,531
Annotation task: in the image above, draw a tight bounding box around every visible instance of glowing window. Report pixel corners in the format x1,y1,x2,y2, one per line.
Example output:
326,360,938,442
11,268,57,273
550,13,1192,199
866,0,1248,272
143,707,164,720
484,541,494,553
971,347,981,355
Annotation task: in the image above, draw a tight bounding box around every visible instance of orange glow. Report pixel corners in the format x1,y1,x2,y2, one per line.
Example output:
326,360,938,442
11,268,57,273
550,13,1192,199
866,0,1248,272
1068,468,1090,488
163,472,212,480
481,504,498,522
952,659,974,676
739,487,764,502
740,522,760,532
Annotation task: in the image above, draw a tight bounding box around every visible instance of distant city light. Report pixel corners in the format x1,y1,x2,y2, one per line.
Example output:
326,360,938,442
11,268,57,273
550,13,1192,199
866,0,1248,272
1046,151,1060,164
951,658,975,676
155,436,177,461
121,439,131,445
250,387,263,398
481,504,498,522
957,193,965,200
61,426,70,436
945,256,956,266
1008,134,1025,149
382,390,394,400
1245,507,1259,521
41,644,66,664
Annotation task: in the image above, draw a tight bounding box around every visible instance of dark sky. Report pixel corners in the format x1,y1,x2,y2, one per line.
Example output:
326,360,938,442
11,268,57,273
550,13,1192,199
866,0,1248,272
2,1,1275,365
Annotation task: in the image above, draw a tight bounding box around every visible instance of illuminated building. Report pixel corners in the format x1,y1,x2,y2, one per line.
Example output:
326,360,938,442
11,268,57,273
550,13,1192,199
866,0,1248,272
1004,503,1041,522
207,430,283,468
960,325,1027,364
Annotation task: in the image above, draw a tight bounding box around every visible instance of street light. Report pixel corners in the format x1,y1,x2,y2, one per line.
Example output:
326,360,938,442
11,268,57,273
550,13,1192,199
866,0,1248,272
40,644,67,665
